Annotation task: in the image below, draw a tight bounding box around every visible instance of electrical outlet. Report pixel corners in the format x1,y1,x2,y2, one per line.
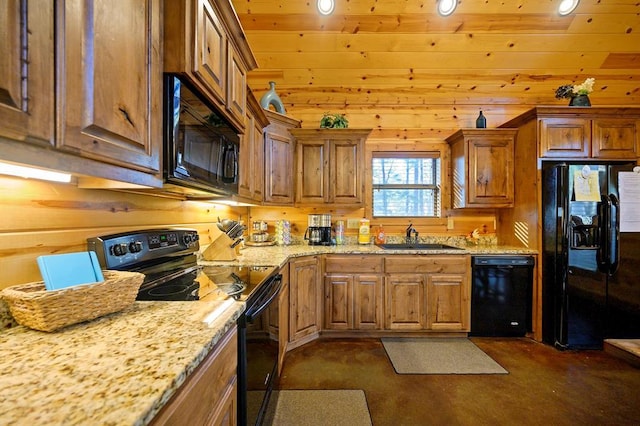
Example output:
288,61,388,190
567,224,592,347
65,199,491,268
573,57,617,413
347,219,360,229
447,217,454,230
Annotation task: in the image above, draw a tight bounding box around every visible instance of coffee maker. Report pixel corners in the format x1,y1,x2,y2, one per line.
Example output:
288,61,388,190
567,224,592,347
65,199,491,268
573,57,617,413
304,214,332,245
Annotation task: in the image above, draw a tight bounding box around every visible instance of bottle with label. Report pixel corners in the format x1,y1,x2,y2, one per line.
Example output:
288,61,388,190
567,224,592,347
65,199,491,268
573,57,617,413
335,220,345,245
358,219,370,244
375,224,386,244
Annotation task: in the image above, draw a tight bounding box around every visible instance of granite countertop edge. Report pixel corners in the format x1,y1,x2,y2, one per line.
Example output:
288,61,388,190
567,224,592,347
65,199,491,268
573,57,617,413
214,243,538,268
0,299,245,426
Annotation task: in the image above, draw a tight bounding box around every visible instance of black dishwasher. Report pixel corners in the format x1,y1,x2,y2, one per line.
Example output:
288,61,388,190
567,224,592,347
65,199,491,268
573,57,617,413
470,256,534,337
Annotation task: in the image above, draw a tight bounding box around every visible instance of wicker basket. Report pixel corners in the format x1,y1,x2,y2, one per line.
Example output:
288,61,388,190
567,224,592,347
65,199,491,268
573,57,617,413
0,270,144,332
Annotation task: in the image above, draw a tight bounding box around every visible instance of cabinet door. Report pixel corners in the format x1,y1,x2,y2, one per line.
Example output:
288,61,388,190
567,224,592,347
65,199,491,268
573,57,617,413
264,110,299,204
226,43,246,126
277,266,289,371
57,0,161,174
237,112,253,199
331,139,363,204
539,117,590,158
385,274,426,330
296,140,329,204
354,274,384,330
324,274,353,330
289,257,321,343
426,274,469,331
467,135,514,206
193,0,226,105
592,118,639,159
251,117,265,201
0,0,54,145
239,93,266,201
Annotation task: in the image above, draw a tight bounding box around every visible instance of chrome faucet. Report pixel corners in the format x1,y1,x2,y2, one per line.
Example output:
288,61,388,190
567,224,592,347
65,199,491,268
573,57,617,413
406,223,419,244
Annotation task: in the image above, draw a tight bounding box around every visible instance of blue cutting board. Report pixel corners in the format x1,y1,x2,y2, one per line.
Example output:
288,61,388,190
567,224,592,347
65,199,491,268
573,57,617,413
37,252,105,291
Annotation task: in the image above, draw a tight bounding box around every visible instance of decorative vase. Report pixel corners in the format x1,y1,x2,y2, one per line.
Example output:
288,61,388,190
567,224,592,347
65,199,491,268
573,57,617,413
569,95,591,107
260,81,286,114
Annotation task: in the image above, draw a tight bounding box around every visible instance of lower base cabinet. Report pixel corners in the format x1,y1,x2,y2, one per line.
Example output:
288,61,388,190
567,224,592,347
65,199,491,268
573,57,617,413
384,256,470,332
324,256,384,331
151,326,238,426
288,256,321,349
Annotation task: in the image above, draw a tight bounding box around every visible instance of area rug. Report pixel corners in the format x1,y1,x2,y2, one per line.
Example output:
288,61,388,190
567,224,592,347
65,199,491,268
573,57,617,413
381,337,508,375
262,389,372,426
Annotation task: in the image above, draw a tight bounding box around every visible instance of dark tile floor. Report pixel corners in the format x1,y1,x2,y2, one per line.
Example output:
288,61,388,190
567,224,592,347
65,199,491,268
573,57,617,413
277,337,640,426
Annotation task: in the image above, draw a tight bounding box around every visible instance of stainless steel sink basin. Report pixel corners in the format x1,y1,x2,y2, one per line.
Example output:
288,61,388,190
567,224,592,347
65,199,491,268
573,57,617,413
376,243,464,250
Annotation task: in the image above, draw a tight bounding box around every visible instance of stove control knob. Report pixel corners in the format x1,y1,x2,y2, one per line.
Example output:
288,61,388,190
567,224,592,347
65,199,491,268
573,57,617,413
112,243,129,256
183,233,198,246
129,241,143,253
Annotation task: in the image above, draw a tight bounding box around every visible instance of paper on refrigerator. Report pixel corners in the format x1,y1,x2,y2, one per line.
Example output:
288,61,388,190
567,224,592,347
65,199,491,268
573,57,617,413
619,171,640,232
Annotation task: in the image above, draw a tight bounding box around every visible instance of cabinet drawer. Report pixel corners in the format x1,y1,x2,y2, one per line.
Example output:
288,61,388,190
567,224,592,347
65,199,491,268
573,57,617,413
325,256,383,273
384,256,468,274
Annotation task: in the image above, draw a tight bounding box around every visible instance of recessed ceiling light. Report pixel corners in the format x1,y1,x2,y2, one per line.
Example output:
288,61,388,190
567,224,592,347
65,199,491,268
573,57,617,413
317,0,335,16
438,0,457,17
558,0,579,16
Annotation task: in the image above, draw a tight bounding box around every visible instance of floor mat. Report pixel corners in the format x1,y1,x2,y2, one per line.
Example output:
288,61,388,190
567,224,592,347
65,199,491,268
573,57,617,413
381,337,508,374
263,389,372,426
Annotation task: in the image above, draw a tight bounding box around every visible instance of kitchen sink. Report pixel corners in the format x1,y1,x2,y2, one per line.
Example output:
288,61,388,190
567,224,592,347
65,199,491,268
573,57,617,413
376,243,464,250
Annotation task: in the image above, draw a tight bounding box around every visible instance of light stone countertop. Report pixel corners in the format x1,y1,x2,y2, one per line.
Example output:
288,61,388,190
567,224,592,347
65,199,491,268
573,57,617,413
206,242,538,268
0,299,244,426
0,242,536,426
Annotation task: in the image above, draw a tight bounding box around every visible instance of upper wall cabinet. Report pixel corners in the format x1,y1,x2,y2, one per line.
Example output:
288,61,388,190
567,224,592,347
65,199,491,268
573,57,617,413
263,110,301,205
164,0,257,133
290,128,372,206
0,0,163,188
540,115,639,159
0,1,54,146
58,0,161,177
238,89,269,203
446,129,517,209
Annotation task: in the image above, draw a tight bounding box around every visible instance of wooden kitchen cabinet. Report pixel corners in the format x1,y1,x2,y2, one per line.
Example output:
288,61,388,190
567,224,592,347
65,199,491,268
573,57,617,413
151,326,238,426
446,129,517,209
58,0,161,178
385,273,427,330
540,115,639,159
384,256,470,332
290,129,371,206
0,0,54,146
266,265,289,373
164,0,257,132
0,0,163,188
238,90,269,202
263,110,300,205
323,255,384,330
288,256,321,349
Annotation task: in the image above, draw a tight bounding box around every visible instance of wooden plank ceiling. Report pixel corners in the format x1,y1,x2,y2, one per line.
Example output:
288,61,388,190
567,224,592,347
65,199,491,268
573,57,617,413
232,0,640,138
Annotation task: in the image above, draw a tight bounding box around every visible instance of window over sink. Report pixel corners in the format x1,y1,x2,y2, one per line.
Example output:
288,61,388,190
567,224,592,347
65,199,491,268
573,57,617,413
371,152,441,218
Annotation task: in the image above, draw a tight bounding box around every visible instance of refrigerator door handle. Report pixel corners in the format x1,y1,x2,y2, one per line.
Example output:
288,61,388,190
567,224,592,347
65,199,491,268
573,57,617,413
608,193,620,275
596,194,610,274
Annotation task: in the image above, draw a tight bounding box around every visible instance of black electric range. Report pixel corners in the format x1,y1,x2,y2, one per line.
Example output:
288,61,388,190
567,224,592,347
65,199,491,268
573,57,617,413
87,228,277,302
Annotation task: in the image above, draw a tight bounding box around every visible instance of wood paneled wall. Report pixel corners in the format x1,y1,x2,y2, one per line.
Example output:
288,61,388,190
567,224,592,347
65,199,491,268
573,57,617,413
0,176,246,289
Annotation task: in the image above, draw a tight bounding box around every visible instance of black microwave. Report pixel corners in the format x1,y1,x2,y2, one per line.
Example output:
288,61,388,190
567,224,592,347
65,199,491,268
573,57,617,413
164,75,240,197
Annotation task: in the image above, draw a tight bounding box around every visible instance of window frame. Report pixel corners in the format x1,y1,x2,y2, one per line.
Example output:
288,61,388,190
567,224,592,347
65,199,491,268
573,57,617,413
365,142,449,229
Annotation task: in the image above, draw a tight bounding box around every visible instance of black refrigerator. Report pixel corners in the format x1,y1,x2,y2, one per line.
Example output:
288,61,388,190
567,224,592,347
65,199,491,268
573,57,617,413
542,161,640,349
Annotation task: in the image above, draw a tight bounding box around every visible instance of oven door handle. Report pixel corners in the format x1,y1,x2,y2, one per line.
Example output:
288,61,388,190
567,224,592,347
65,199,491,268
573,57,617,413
245,275,282,322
